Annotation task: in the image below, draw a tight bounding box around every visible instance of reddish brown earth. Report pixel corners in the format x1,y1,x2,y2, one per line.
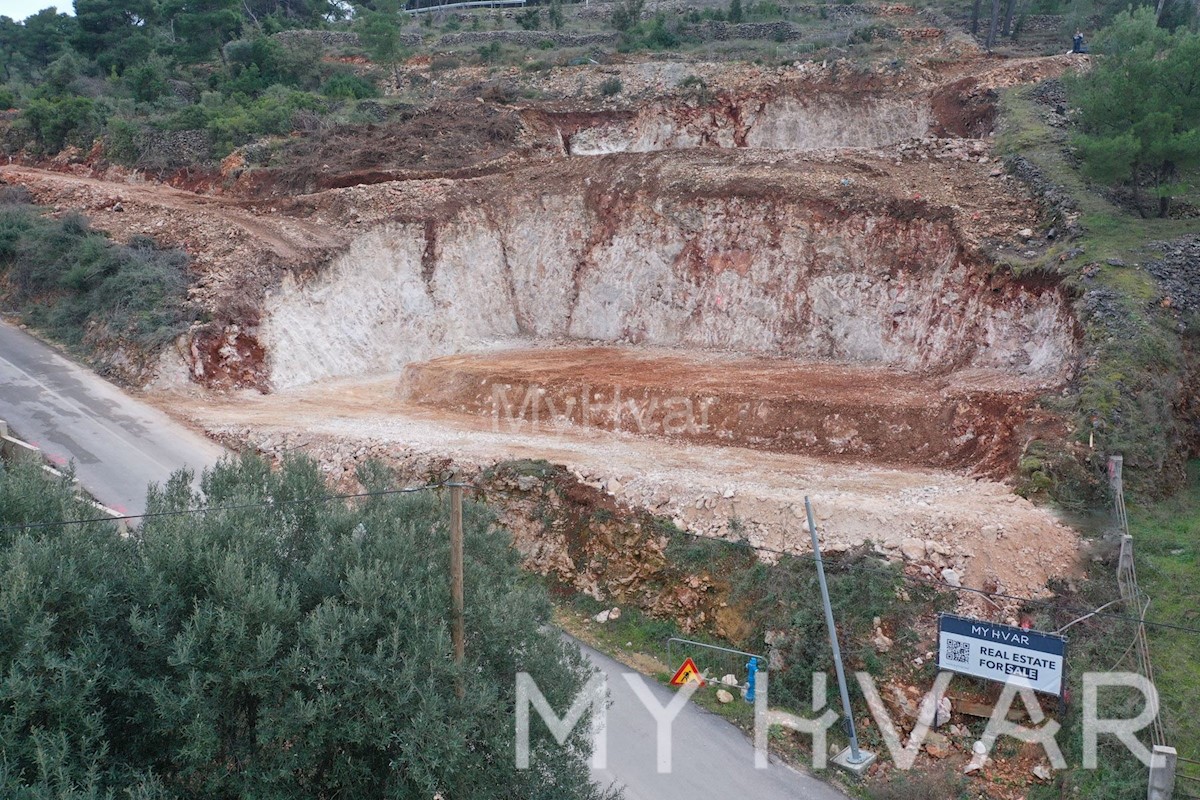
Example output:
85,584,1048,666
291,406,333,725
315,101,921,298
401,346,1062,473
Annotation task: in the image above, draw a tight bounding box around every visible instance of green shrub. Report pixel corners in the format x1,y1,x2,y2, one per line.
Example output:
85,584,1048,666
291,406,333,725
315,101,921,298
320,71,378,100
0,86,18,110
104,116,143,164
729,548,944,710
678,74,713,103
0,454,612,800
16,95,102,154
611,0,644,31
0,203,195,353
618,13,680,50
124,58,169,104
477,41,503,63
516,7,542,29
598,76,623,97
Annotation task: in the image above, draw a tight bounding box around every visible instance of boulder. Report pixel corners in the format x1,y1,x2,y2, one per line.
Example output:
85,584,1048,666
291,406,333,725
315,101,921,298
716,689,734,704
935,695,952,728
899,537,926,561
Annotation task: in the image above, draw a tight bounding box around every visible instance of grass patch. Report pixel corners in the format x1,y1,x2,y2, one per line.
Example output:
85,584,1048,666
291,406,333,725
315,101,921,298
1020,463,1198,799
1126,462,1200,780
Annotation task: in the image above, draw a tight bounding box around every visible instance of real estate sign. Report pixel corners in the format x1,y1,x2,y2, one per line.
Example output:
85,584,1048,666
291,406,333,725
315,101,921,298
937,614,1067,697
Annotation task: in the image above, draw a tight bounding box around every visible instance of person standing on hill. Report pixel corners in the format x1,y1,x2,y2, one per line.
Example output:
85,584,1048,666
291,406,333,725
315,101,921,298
1072,30,1086,53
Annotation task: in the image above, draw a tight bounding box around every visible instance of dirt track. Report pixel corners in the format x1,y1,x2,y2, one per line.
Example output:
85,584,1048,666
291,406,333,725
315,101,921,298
400,345,1059,471
161,373,1083,614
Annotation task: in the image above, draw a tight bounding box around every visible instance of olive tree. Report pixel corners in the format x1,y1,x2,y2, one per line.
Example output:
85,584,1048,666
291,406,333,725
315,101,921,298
0,454,613,799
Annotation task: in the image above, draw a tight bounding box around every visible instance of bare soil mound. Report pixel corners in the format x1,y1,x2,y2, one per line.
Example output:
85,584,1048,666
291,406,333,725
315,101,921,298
401,346,1060,473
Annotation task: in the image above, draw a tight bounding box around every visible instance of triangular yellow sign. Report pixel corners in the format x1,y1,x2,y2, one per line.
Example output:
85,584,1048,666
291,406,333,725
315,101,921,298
670,657,705,687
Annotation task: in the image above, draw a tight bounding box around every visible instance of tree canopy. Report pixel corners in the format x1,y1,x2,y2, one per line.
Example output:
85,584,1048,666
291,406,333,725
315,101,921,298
1069,7,1200,217
0,454,611,799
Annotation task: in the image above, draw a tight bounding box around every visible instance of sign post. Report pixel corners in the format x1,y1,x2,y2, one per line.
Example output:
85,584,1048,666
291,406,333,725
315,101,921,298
807,496,875,777
670,657,705,687
937,614,1067,697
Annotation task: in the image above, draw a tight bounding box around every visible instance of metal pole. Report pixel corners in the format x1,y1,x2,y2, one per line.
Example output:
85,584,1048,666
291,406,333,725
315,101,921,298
450,481,465,699
806,496,865,764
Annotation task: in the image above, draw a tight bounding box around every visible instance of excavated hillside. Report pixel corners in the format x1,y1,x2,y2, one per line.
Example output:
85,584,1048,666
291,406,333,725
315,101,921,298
0,52,1090,611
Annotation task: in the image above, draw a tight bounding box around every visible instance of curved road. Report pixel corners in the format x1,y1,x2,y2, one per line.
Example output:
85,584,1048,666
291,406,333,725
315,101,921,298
0,320,226,514
0,318,849,800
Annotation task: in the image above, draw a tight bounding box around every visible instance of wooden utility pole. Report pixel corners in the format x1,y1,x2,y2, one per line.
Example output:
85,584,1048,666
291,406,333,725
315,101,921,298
450,480,465,699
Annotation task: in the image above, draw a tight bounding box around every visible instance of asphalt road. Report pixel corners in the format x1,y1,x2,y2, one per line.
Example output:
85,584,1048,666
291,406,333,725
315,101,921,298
581,640,849,800
0,319,848,800
0,320,226,515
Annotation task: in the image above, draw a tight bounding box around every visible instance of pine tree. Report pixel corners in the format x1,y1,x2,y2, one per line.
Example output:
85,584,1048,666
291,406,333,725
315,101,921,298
1069,8,1200,217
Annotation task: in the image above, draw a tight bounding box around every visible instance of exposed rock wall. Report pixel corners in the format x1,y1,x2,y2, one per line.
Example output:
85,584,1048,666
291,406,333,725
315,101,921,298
261,162,1076,390
563,95,933,154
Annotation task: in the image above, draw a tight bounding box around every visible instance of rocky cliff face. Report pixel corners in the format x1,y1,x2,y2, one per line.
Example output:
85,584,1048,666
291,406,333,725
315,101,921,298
261,152,1076,393
561,94,934,155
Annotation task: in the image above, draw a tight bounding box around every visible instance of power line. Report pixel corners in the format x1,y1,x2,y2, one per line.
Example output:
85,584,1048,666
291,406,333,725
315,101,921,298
0,481,473,533
4,480,1200,636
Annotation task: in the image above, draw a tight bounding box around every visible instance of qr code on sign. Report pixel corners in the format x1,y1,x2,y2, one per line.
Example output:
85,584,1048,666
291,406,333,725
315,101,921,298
946,640,970,664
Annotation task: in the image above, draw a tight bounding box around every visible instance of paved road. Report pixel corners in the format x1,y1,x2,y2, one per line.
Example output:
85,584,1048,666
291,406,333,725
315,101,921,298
580,640,849,800
0,320,226,515
0,319,847,799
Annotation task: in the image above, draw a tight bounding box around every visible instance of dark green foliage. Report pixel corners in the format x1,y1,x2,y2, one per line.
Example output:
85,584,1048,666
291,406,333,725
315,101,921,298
516,7,542,30
8,8,78,71
0,454,612,799
0,202,195,352
0,0,386,160
158,89,326,156
549,0,565,30
728,0,744,24
320,71,379,99
15,95,101,154
1068,8,1200,217
610,0,644,32
73,0,157,73
125,59,170,104
617,13,681,50
165,0,244,63
355,0,408,67
477,41,503,63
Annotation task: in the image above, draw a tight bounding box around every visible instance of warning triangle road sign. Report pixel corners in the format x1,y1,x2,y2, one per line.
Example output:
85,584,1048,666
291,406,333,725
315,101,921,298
670,657,705,687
